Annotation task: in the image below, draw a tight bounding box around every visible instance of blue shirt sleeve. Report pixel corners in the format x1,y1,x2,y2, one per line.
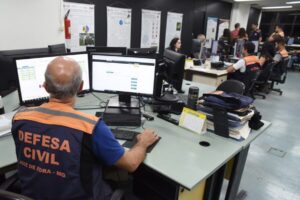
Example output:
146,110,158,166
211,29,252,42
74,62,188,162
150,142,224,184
92,119,125,166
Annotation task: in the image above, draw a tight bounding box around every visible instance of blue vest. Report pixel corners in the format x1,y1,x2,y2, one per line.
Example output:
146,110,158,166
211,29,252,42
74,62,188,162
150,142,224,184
12,102,112,200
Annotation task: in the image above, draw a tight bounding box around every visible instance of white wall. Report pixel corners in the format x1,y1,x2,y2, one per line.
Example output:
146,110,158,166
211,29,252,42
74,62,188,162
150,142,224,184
0,0,65,51
230,3,251,30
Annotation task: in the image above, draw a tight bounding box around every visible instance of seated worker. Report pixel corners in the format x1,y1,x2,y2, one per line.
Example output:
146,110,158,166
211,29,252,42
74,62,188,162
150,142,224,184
168,37,182,53
192,34,207,59
219,28,232,58
227,41,260,82
11,57,159,200
259,41,276,68
269,25,285,42
273,36,289,63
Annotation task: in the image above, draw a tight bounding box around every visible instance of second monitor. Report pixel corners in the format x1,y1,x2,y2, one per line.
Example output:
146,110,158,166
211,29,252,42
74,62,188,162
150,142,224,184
91,54,156,107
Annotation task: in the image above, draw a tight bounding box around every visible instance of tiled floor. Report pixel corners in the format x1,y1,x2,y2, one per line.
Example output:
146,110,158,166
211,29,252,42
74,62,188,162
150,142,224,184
221,71,300,200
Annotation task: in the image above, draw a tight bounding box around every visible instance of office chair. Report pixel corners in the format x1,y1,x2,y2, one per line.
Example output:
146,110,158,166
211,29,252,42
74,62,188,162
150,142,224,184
246,70,261,99
269,58,289,95
0,190,33,200
48,43,66,54
253,62,276,99
216,80,245,94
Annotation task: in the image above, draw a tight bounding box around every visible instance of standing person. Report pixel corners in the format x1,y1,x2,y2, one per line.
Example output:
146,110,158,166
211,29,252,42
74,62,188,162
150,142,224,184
11,57,159,200
269,25,285,42
249,23,262,42
231,23,240,42
168,37,182,53
238,28,248,41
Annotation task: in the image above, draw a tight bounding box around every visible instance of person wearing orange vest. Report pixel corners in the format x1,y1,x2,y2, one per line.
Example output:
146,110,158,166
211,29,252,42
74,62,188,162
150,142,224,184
11,57,159,200
269,25,285,42
227,41,259,75
273,37,289,63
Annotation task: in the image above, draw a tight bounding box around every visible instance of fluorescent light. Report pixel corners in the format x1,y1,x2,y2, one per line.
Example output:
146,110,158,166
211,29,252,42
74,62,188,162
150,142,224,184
286,1,300,4
262,6,293,9
234,0,259,2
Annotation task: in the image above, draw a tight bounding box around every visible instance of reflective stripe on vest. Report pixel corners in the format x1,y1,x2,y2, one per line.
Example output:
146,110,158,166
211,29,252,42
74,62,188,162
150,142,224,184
14,103,98,134
244,55,259,66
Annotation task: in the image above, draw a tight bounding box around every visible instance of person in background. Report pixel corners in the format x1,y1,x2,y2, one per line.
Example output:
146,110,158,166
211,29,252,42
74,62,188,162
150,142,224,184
219,28,232,57
238,28,249,41
273,37,288,63
231,23,240,42
235,28,248,58
269,25,285,42
227,42,259,76
249,23,262,42
259,41,276,68
168,37,182,53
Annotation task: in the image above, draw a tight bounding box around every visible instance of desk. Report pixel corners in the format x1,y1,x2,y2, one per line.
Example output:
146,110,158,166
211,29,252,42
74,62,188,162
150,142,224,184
286,44,300,51
0,82,271,200
0,88,241,200
185,61,228,87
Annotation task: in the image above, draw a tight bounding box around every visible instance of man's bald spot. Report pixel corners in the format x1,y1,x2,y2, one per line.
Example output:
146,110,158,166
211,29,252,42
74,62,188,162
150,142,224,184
46,57,81,85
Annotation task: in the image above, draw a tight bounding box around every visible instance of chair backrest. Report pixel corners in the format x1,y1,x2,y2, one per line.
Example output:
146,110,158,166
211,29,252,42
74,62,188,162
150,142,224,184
257,62,276,83
272,58,289,83
216,80,245,94
0,190,33,200
245,70,261,96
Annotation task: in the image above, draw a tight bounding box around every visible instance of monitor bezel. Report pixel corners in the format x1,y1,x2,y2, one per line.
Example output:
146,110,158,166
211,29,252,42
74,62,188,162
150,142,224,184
14,51,90,105
90,53,157,98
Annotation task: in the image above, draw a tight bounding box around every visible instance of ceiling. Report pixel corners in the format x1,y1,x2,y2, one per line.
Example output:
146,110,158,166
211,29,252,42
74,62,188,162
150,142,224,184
223,0,300,11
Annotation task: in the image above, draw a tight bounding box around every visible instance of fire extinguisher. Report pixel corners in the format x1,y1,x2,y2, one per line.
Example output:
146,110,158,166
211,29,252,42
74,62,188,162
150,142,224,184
64,10,71,39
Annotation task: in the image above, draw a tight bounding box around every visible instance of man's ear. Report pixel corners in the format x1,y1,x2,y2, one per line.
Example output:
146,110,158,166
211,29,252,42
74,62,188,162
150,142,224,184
78,80,84,92
43,82,49,93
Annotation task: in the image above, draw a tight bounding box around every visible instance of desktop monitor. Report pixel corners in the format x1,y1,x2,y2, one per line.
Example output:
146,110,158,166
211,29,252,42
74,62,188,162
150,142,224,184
287,38,294,45
48,43,66,54
91,54,156,106
15,52,90,105
127,47,157,57
163,49,186,93
192,39,201,53
211,40,219,55
86,46,127,56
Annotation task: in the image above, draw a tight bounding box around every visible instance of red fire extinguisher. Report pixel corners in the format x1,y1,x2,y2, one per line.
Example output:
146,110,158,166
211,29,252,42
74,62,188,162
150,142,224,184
64,10,71,39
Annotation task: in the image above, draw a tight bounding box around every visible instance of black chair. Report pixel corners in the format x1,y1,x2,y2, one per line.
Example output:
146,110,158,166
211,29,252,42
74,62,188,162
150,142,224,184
253,62,276,99
216,80,245,94
0,190,33,200
48,43,66,54
269,58,289,95
246,70,261,99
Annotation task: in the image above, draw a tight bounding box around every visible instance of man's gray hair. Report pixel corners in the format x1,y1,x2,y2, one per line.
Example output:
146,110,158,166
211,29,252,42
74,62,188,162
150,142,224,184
45,63,82,99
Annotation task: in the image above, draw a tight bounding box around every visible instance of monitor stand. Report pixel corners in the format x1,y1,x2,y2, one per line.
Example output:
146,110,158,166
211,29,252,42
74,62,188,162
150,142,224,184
107,94,140,108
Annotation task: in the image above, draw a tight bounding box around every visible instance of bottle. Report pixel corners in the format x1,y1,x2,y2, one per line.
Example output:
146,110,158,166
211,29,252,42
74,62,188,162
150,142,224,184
187,86,199,110
0,95,4,114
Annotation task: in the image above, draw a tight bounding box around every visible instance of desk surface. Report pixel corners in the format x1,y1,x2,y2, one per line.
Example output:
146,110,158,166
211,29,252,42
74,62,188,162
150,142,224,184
185,60,228,77
0,81,270,190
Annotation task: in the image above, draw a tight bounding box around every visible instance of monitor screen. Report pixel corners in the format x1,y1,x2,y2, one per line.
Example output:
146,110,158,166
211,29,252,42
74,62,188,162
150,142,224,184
252,41,259,53
92,54,156,96
211,40,219,55
86,46,127,56
15,53,90,104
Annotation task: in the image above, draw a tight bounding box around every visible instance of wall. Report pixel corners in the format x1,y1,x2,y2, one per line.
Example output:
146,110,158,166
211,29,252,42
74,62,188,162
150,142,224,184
0,0,65,51
230,3,251,30
66,0,232,54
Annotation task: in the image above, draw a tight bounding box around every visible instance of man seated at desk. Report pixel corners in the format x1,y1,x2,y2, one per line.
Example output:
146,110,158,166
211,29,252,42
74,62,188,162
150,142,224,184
226,41,259,76
11,57,159,199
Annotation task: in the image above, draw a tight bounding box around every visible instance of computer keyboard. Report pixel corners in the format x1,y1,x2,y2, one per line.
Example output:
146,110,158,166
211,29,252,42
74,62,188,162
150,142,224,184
111,129,139,141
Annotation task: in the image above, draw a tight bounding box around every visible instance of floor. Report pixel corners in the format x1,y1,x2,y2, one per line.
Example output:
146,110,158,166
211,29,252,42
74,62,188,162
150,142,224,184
221,71,300,200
